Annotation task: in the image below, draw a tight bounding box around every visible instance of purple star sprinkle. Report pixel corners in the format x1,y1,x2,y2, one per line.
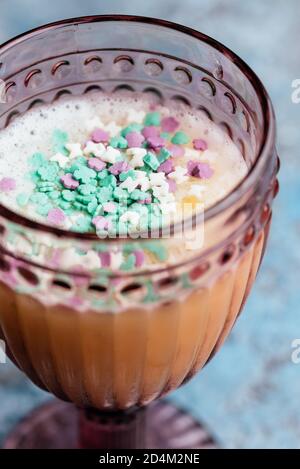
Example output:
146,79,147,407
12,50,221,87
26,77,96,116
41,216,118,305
142,126,160,139
0,177,16,192
147,136,165,149
168,144,185,158
193,138,208,151
61,173,79,189
91,128,109,143
109,161,130,176
167,179,177,193
99,251,111,267
134,250,145,268
158,159,174,174
88,158,106,171
187,160,213,179
47,208,65,226
161,116,180,133
126,131,145,148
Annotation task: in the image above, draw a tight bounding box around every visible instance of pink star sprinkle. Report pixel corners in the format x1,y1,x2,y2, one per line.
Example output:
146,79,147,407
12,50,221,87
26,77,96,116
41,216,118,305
92,216,110,231
167,179,177,193
88,158,106,171
0,177,16,192
91,128,109,143
134,250,145,268
167,144,185,158
147,136,165,149
161,116,180,133
193,138,208,151
47,208,65,226
99,252,111,267
142,126,160,139
61,173,79,189
109,161,130,176
187,161,213,179
158,159,174,174
126,131,145,148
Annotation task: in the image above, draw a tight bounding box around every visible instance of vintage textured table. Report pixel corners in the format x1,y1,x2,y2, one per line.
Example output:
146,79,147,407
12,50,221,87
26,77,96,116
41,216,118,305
0,0,299,449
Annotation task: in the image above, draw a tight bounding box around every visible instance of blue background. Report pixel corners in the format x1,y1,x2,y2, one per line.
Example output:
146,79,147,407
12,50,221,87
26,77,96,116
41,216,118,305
0,0,299,449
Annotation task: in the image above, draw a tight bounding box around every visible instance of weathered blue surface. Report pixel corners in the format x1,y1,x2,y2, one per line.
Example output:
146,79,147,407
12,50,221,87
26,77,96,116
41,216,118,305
0,0,299,449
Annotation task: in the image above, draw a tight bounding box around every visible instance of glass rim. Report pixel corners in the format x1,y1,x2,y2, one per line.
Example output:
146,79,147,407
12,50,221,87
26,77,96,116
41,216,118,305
0,14,276,242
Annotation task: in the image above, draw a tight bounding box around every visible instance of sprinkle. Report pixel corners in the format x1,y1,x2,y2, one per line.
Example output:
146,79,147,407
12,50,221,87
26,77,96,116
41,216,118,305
104,122,122,137
158,148,171,164
103,202,117,213
127,148,147,168
119,169,137,182
88,158,106,172
50,152,69,168
37,163,59,182
161,116,180,132
72,215,93,232
30,192,49,205
78,184,97,195
97,186,114,203
92,216,110,231
0,177,16,192
62,190,76,202
74,166,97,183
167,179,177,192
109,161,130,176
121,123,143,137
152,184,170,199
99,251,111,267
119,176,139,193
158,159,174,174
65,143,83,159
101,146,122,164
121,254,136,271
101,174,117,188
91,128,109,143
37,203,52,217
110,136,128,149
144,112,161,126
149,172,167,187
29,152,46,169
193,138,208,151
84,141,106,158
142,126,160,139
110,251,124,270
187,161,214,179
47,208,65,226
168,166,188,184
133,250,145,267
126,131,145,148
143,152,160,171
16,192,30,207
146,135,165,149
52,129,68,155
171,131,189,145
61,173,80,189
168,144,185,158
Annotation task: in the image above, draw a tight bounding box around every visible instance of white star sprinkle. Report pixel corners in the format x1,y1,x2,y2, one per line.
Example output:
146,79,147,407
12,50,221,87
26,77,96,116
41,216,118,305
168,166,188,184
120,211,140,226
127,148,147,168
149,172,167,187
110,251,124,270
83,141,106,158
50,152,69,168
102,146,121,164
119,177,139,193
104,122,122,137
65,143,83,159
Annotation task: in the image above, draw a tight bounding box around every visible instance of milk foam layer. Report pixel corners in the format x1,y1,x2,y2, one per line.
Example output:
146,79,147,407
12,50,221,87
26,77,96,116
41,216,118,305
0,92,247,230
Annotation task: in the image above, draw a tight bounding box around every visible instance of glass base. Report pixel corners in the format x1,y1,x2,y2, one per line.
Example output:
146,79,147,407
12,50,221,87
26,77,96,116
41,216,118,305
2,400,217,449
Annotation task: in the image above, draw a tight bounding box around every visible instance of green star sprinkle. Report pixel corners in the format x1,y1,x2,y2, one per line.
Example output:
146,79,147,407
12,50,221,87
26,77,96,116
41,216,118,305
30,192,49,205
52,129,69,155
171,131,189,144
119,170,136,182
110,136,128,149
158,148,171,164
62,190,76,202
36,203,52,217
130,190,151,201
97,186,114,203
69,157,88,173
29,152,46,169
143,152,160,171
121,254,136,271
37,162,59,182
144,112,161,126
113,187,129,203
78,184,97,196
16,193,30,207
121,123,143,137
74,166,97,183
72,215,93,232
97,169,109,180
87,198,99,215
48,190,61,200
100,174,117,188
